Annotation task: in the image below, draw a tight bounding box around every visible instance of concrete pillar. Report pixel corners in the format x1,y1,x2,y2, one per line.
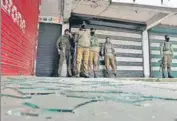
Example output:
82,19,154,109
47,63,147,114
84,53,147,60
62,23,69,35
142,30,150,78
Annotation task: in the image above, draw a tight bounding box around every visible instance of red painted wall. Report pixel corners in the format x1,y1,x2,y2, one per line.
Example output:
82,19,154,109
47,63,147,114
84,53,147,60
1,0,41,76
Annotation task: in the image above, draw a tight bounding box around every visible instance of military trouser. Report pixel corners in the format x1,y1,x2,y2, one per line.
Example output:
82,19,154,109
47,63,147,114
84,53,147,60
89,51,99,71
58,51,72,77
89,51,99,78
76,47,89,75
162,54,173,78
71,48,77,75
105,55,116,73
162,55,172,69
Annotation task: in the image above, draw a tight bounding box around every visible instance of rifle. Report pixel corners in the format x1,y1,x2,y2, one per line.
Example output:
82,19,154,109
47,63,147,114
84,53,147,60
114,54,117,71
158,58,163,72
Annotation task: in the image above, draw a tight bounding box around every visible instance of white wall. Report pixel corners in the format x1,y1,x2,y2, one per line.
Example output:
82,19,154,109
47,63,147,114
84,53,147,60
40,0,62,17
112,0,177,8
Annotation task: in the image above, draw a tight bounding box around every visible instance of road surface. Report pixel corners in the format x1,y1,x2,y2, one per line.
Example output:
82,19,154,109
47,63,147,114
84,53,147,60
1,77,177,121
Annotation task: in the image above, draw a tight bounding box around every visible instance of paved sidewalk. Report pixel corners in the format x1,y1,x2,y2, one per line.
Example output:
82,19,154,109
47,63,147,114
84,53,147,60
1,77,177,121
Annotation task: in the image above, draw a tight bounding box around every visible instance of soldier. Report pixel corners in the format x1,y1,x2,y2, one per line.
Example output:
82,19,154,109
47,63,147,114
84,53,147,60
75,22,90,78
101,37,117,77
56,29,73,77
160,35,174,78
70,33,77,76
89,27,100,78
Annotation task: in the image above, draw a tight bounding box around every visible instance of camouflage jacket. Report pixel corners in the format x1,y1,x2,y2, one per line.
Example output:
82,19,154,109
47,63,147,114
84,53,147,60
160,41,173,56
90,35,99,52
101,42,115,56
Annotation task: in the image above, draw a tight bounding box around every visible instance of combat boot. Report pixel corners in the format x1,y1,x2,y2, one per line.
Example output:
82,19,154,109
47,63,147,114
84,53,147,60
67,72,72,77
94,71,98,78
168,72,174,78
113,72,117,77
75,73,80,78
83,72,90,78
105,70,110,78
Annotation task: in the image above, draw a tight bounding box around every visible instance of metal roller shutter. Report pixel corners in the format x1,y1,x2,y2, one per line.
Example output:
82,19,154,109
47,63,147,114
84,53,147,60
36,23,62,77
70,26,144,77
149,27,177,77
1,0,40,76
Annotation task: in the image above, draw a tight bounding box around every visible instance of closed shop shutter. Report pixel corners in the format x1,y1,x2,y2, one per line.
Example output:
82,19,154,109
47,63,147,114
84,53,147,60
149,27,177,77
36,23,62,77
1,0,40,76
70,26,144,77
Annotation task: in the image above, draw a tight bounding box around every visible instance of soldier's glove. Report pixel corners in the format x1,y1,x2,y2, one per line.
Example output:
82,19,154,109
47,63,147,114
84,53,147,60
68,33,72,37
59,42,63,50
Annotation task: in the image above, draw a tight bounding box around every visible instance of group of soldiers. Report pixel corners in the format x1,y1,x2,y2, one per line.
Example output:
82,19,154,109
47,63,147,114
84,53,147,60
56,22,175,78
56,23,117,78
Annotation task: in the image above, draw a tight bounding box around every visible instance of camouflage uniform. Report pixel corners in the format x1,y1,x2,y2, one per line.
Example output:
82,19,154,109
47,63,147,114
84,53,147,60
102,41,117,77
160,39,174,78
56,35,72,77
89,35,100,78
